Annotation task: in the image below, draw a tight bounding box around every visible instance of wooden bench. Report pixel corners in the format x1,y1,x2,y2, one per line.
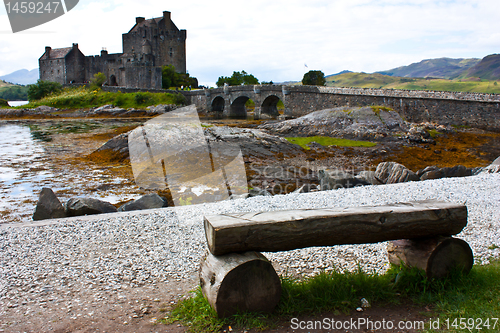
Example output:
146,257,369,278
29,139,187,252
199,200,473,317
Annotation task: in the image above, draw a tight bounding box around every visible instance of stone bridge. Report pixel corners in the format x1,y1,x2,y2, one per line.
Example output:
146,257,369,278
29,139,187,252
183,85,500,131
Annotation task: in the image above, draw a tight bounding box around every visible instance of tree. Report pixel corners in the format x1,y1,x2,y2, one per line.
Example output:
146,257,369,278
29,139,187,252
89,72,107,90
27,80,63,101
162,65,198,89
216,71,259,87
302,70,326,86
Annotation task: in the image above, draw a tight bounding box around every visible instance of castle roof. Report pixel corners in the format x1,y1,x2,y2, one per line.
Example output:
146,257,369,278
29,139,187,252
42,47,72,59
129,16,179,33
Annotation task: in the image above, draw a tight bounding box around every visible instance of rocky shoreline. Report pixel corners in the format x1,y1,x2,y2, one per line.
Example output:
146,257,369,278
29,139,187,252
21,104,500,222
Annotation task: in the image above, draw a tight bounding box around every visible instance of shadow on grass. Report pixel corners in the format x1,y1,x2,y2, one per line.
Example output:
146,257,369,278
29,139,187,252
161,261,500,332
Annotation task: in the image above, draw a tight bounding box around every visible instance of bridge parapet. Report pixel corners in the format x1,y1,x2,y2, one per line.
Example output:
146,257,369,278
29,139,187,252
182,85,499,131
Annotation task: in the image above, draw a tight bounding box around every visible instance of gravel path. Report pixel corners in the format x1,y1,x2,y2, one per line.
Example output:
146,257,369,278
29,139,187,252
1,174,499,319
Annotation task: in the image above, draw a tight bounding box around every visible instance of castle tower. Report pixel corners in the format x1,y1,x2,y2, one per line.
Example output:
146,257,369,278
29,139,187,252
122,10,186,73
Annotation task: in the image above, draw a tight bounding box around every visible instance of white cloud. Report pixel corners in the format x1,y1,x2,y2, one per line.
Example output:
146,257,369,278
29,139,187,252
1,0,499,83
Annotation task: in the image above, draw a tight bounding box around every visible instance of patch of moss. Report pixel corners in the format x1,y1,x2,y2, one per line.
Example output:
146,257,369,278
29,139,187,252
427,129,440,138
375,131,498,170
370,105,393,116
286,136,377,150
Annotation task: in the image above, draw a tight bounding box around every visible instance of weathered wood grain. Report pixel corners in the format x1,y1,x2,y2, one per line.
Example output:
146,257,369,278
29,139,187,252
387,236,473,278
199,251,281,317
204,200,467,256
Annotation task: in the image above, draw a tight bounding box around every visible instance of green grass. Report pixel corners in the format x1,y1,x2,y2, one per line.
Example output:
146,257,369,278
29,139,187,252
18,86,186,110
285,136,377,150
325,72,500,94
161,261,500,332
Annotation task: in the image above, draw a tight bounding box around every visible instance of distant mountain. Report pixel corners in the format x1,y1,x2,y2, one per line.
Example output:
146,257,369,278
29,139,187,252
464,54,500,81
377,58,480,79
0,69,39,85
326,70,352,78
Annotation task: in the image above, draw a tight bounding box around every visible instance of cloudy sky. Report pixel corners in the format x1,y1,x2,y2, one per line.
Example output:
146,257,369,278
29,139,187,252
1,0,499,86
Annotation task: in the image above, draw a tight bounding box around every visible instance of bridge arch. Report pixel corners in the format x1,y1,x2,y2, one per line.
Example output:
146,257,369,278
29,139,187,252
230,96,251,118
260,95,282,118
211,96,225,113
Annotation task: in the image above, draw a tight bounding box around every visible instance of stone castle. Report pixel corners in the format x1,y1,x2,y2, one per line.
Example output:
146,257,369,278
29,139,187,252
39,11,186,89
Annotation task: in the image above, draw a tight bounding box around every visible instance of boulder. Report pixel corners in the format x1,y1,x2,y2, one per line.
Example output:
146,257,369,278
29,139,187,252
480,156,500,174
118,193,167,212
34,105,60,113
375,162,419,184
66,198,118,217
33,188,66,221
87,132,130,162
91,105,127,115
405,126,436,144
420,165,472,180
318,169,370,191
416,165,440,178
258,106,408,139
356,171,383,185
146,104,177,114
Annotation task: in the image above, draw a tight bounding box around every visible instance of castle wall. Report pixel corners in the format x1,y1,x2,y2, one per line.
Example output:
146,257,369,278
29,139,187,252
39,59,65,85
64,48,86,83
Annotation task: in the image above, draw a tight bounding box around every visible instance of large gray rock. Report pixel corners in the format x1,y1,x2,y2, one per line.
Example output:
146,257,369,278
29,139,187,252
375,162,419,184
146,104,176,114
33,188,66,221
356,171,383,185
259,106,408,139
480,156,500,174
66,198,118,217
319,169,370,190
118,193,167,212
34,105,60,113
91,105,127,115
405,126,436,144
419,165,472,180
89,133,130,161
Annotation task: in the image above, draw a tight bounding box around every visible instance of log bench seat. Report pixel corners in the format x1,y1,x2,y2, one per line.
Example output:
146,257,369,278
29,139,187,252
199,200,473,317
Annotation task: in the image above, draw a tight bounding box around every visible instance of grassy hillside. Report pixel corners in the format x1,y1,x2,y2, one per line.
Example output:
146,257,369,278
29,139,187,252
463,54,500,81
0,84,29,101
0,80,13,88
326,72,500,94
377,58,480,79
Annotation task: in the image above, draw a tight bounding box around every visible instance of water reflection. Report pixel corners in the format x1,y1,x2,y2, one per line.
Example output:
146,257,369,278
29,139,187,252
0,124,141,223
0,125,52,211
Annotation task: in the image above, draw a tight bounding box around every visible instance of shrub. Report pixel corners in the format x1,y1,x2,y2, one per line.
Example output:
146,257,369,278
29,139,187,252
89,72,107,90
134,92,153,105
27,80,63,101
0,98,9,107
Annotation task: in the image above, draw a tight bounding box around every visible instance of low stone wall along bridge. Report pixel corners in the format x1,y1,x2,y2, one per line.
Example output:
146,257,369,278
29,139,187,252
182,85,500,131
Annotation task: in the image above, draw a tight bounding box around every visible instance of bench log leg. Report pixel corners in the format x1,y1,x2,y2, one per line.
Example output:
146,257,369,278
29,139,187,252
200,251,281,318
387,236,473,278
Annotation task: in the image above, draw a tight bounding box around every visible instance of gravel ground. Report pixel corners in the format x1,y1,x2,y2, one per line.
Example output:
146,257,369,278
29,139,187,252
1,174,499,330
